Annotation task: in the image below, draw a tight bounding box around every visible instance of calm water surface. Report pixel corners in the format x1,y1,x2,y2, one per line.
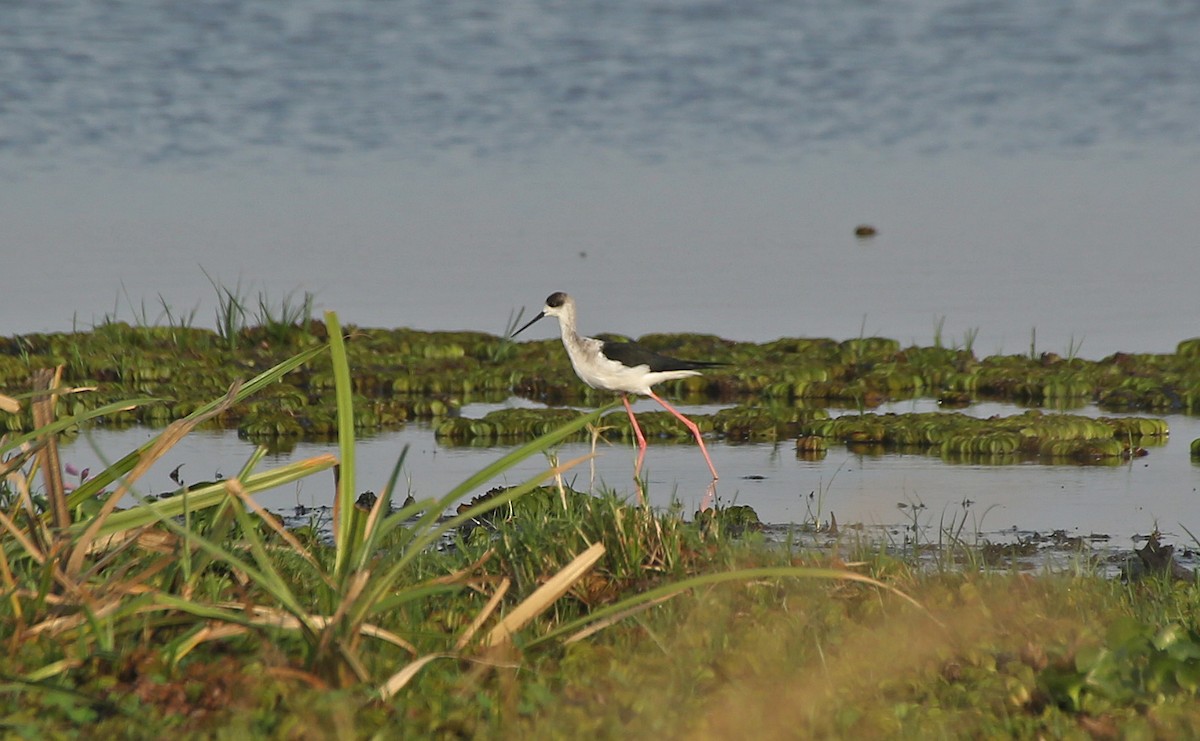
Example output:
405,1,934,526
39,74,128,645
6,0,1200,547
59,403,1200,553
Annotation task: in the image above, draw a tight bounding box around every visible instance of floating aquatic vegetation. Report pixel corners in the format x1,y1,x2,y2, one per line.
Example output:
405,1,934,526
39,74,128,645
1,323,1197,447
711,405,829,442
436,407,585,443
794,435,829,462
694,504,763,536
1177,338,1200,356
800,409,1165,464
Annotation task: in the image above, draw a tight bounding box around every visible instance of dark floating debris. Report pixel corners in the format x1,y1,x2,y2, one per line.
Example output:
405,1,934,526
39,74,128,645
1124,532,1195,581
355,490,379,512
855,224,877,238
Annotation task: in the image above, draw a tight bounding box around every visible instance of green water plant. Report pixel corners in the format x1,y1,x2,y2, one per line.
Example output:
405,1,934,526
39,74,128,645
487,306,528,363
933,315,947,350
255,288,314,339
6,312,1200,435
800,409,1166,464
202,269,250,350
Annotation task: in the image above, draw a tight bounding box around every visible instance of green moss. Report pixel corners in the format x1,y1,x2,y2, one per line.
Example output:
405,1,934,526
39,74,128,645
1177,338,1200,356
795,409,1165,464
3,325,1198,442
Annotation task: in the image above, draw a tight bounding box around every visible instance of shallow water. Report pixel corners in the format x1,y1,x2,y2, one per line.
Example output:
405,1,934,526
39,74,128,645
7,0,1200,556
58,401,1200,553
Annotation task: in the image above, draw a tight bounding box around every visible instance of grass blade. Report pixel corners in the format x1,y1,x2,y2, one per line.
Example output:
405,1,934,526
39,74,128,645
324,310,357,581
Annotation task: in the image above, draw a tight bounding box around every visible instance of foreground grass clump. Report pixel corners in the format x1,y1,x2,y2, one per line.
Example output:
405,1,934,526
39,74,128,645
6,533,1200,738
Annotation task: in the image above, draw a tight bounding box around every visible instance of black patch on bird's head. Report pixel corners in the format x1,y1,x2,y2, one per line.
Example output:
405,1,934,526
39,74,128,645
545,292,568,308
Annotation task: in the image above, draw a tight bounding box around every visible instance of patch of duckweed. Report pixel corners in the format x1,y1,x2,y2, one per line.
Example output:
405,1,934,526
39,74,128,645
2,323,1199,451
803,409,1165,463
442,403,1167,465
436,407,584,443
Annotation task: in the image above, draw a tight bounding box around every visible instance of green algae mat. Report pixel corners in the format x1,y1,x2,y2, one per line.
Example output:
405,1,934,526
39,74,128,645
2,322,1196,462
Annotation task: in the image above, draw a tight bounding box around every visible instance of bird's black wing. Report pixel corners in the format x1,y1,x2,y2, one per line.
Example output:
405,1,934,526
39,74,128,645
600,340,726,373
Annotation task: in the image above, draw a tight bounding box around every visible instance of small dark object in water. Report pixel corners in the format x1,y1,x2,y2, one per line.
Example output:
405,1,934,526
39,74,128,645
156,479,220,499
854,224,877,238
1128,531,1195,581
742,474,766,480
980,538,1038,562
355,490,378,511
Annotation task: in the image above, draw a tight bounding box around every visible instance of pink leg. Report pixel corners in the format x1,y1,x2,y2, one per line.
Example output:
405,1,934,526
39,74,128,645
622,395,647,450
647,390,719,480
622,395,649,479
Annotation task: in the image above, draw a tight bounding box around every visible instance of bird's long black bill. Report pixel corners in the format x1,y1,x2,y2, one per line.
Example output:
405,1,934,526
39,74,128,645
510,311,545,339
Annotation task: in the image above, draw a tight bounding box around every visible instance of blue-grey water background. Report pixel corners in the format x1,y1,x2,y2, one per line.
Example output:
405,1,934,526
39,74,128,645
4,0,1200,549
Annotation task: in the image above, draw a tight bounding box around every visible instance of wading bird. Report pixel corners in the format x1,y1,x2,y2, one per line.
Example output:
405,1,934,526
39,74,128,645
511,291,722,480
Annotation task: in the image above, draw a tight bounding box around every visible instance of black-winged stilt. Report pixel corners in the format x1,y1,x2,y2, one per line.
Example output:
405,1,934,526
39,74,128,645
511,291,722,480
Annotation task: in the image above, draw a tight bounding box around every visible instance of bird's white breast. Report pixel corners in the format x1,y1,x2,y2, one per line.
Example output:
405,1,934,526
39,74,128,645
565,336,699,395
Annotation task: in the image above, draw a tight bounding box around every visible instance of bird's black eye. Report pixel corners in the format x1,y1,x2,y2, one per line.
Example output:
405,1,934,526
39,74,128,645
546,292,567,307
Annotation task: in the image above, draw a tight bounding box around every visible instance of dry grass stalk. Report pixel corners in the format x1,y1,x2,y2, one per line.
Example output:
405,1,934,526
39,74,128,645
30,367,68,529
484,541,607,648
0,393,20,414
378,653,457,700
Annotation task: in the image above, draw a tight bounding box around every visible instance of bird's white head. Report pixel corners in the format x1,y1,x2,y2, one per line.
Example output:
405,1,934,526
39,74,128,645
511,291,575,338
